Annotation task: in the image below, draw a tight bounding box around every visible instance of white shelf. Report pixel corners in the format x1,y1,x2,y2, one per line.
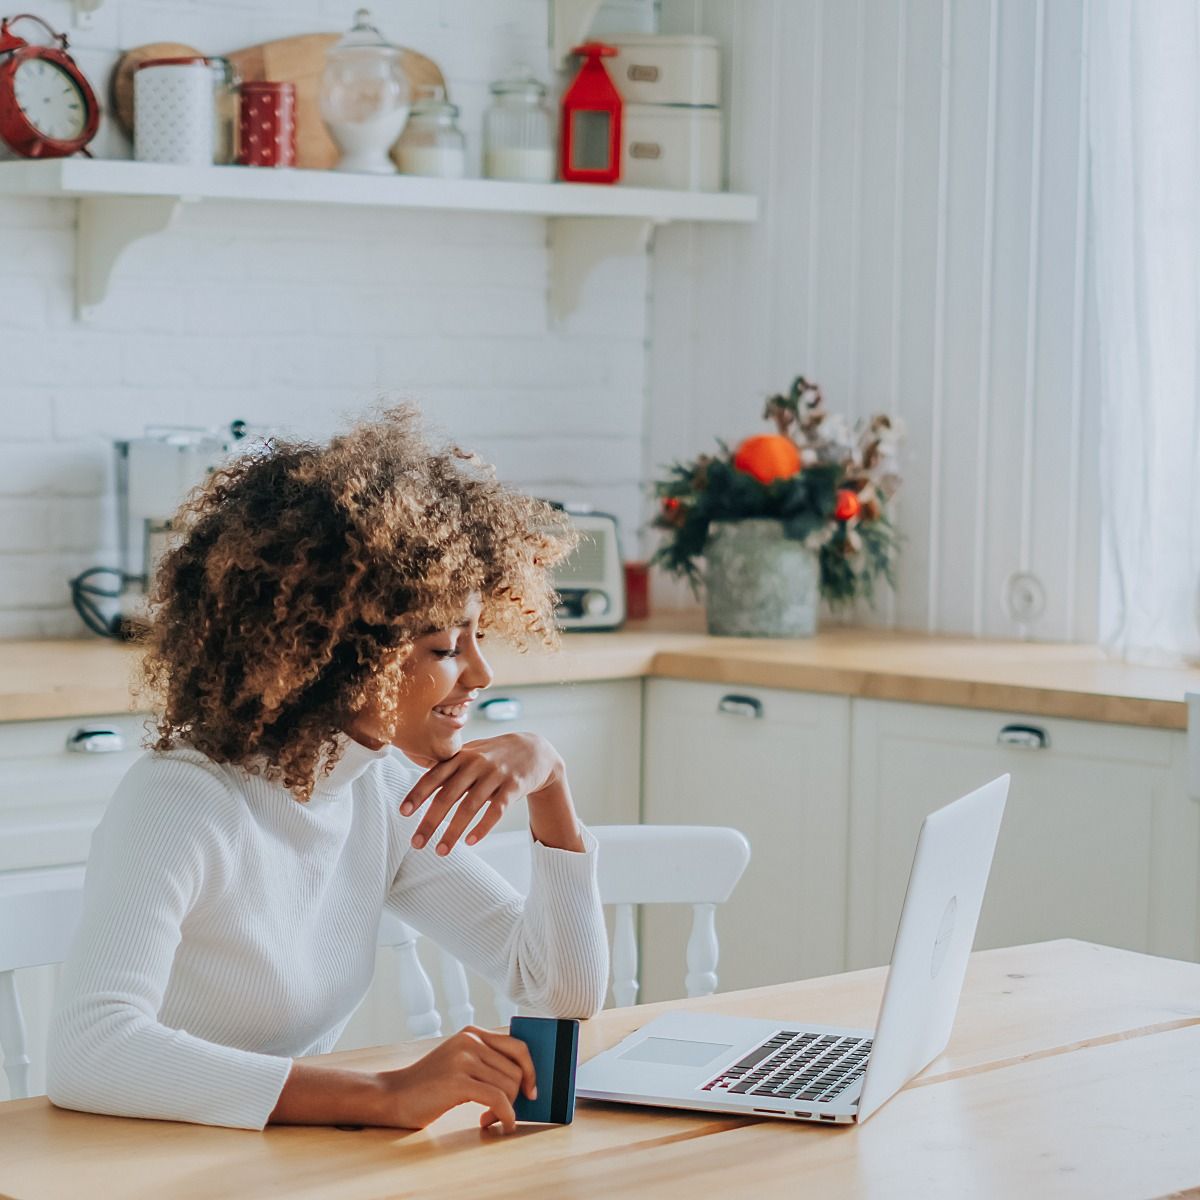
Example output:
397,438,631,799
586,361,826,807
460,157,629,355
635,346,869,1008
0,159,758,319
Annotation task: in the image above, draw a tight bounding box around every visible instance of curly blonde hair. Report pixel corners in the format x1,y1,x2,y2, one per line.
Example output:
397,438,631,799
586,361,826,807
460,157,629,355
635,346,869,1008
140,407,575,801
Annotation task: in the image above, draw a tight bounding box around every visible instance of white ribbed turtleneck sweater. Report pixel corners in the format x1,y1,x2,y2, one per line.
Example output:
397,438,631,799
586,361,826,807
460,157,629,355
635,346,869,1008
46,737,609,1130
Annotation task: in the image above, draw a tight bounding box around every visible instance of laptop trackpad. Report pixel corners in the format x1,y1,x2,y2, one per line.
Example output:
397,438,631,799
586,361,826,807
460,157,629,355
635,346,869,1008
618,1037,734,1067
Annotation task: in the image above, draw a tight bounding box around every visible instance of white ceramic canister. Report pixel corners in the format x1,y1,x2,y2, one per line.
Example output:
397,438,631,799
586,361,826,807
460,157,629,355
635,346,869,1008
604,34,720,107
134,56,215,166
621,104,722,191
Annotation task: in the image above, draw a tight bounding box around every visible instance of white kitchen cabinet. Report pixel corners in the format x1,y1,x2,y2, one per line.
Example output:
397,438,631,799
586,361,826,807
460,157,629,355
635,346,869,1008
847,699,1200,970
638,679,851,1004
0,714,150,874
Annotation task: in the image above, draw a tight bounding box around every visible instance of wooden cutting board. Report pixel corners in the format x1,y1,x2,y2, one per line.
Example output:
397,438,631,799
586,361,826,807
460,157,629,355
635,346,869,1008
111,34,446,170
228,34,446,170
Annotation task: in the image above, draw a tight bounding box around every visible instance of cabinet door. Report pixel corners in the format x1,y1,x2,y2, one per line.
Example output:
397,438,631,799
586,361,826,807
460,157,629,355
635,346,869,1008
639,679,851,1003
847,700,1200,969
0,714,149,872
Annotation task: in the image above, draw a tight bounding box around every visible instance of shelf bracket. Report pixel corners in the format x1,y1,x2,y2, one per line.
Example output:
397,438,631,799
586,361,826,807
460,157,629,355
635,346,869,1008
551,0,605,69
76,195,183,321
548,216,654,323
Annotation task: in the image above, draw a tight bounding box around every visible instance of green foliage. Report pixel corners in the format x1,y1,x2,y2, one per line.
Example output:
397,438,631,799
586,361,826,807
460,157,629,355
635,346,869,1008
650,449,901,611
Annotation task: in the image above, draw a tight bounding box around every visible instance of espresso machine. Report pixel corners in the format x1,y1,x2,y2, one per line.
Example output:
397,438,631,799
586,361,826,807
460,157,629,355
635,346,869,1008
71,422,251,637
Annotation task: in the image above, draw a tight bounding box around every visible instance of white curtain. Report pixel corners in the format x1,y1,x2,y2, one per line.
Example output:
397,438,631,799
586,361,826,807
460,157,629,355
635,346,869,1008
1089,0,1200,665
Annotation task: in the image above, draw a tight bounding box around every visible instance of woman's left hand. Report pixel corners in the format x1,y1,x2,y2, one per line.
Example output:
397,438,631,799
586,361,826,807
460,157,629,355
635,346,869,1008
400,733,565,855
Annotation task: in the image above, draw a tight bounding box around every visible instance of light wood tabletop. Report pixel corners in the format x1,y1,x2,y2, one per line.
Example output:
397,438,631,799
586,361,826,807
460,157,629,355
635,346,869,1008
0,940,1197,1200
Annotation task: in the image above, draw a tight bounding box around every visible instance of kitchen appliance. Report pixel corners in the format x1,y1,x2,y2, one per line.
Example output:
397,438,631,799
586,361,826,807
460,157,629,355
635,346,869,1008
70,424,246,638
0,13,100,159
550,504,625,631
319,8,409,174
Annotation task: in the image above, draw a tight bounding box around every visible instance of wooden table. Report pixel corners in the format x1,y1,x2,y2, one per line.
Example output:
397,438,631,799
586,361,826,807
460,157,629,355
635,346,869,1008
1,940,1197,1199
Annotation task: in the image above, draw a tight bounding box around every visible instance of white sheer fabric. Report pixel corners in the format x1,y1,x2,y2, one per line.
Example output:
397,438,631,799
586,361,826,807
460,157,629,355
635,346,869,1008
1089,0,1200,664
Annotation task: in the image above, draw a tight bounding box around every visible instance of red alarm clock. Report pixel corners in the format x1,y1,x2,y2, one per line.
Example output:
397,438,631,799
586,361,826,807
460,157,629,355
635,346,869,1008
0,13,100,158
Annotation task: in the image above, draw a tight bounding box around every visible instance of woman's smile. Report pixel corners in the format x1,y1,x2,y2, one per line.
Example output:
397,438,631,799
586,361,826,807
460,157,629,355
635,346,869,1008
431,697,475,727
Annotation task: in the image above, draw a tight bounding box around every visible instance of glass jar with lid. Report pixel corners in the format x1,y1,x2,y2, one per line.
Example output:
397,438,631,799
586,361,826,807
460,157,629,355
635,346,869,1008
319,8,409,173
392,84,465,177
483,67,555,182
209,56,239,165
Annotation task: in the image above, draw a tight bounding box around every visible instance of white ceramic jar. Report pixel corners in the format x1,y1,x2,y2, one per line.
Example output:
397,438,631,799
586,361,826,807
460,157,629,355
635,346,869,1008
134,56,214,166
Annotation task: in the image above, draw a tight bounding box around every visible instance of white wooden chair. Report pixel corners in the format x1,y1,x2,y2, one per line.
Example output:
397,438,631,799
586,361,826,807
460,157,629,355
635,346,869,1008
0,827,752,1091
0,866,85,1100
379,824,752,1038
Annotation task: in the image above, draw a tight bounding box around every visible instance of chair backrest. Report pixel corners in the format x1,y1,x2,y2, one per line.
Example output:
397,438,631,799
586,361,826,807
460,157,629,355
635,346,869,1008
0,866,86,1100
379,824,752,1040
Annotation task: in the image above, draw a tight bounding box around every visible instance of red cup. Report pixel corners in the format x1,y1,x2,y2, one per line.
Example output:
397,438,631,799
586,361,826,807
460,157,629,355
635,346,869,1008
237,81,296,167
624,561,649,621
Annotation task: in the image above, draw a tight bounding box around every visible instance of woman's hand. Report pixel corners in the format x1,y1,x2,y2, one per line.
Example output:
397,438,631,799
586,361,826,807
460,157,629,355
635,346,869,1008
372,1026,538,1133
400,732,565,855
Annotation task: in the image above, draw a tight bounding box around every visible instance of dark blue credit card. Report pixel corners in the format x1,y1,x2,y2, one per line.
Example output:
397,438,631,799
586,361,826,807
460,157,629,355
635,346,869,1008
510,1016,580,1124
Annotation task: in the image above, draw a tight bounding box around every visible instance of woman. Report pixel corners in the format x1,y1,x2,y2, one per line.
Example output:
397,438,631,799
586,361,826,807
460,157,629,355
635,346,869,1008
46,409,609,1134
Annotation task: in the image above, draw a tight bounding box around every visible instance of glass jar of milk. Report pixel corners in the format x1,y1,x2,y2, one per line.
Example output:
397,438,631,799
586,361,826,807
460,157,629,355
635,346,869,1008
392,85,466,177
483,68,556,182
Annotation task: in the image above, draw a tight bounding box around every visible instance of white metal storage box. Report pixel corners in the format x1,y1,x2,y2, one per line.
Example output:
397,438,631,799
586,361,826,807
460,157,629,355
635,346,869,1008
604,34,720,107
621,104,723,191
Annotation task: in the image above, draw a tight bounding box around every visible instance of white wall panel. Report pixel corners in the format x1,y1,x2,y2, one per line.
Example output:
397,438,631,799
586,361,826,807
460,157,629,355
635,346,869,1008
650,0,1100,642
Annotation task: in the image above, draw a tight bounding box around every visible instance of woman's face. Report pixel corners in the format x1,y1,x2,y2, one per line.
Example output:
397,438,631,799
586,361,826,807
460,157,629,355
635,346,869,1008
345,596,493,767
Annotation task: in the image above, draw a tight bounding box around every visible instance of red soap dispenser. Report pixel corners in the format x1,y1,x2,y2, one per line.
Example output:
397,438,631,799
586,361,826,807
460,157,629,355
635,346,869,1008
560,42,622,183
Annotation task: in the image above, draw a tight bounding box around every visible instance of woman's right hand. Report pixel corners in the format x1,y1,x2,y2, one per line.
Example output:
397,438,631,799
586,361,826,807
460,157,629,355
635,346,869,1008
373,1026,538,1134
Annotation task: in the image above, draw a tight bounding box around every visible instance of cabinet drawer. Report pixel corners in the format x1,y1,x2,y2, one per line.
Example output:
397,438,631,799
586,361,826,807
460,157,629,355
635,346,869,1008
0,714,149,871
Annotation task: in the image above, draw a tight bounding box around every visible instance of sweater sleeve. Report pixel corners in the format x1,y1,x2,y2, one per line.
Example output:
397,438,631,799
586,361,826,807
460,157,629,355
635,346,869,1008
46,754,293,1130
385,819,609,1020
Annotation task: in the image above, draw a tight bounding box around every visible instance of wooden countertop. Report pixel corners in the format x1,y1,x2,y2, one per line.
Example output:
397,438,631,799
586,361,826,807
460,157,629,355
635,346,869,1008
2,613,1198,730
1,941,1197,1199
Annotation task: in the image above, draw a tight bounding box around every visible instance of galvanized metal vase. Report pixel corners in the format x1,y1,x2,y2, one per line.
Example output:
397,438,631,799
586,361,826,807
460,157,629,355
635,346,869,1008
703,518,819,637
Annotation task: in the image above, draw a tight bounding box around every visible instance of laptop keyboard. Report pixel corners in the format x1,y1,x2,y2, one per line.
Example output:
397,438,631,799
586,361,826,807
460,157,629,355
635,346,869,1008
700,1031,873,1105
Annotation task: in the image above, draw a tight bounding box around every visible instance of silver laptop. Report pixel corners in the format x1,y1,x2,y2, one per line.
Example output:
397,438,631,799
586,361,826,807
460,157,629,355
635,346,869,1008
576,775,1009,1125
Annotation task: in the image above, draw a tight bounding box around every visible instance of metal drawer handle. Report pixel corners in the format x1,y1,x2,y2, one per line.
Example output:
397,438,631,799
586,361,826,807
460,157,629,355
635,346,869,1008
718,694,763,719
479,698,522,722
997,723,1049,749
67,725,126,754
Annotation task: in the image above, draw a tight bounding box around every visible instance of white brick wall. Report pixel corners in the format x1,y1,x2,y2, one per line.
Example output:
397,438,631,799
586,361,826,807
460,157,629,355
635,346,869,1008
0,0,658,638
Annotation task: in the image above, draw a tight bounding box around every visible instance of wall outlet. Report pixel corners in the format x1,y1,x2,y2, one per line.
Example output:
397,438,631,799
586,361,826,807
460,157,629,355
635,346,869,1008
1004,572,1046,625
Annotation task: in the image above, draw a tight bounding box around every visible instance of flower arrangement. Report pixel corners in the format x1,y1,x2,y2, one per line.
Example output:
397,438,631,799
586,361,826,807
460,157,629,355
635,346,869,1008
651,376,904,609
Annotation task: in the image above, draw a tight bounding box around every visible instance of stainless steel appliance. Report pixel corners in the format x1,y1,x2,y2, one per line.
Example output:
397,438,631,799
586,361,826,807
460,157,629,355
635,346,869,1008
550,504,625,631
71,424,245,637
